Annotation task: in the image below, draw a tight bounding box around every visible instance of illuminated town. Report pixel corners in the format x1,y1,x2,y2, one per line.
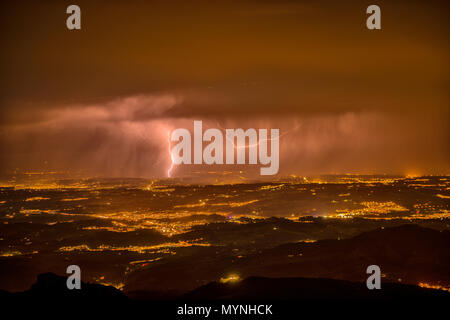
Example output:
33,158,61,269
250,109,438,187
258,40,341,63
0,173,448,293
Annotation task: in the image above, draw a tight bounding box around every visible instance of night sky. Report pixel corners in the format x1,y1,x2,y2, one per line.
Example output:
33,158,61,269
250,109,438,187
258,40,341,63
0,0,448,177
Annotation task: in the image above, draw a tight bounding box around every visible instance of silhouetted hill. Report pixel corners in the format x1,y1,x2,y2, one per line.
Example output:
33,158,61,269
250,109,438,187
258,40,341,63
246,224,450,284
2,272,447,303
0,272,448,319
124,224,450,293
1,272,127,302
182,276,450,300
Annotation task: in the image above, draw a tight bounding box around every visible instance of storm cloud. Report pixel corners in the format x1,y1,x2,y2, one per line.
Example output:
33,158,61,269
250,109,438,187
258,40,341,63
0,0,448,178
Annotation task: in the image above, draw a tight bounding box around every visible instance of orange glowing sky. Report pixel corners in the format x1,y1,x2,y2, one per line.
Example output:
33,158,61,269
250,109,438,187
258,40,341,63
0,0,448,178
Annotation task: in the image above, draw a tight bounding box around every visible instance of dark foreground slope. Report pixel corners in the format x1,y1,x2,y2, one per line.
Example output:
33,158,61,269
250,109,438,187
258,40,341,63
124,224,450,293
1,225,448,318
0,272,448,319
0,272,127,301
182,276,449,300
3,272,448,302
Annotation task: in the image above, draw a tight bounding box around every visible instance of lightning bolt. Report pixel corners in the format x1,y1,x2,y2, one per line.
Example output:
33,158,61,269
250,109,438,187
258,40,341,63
217,122,301,149
166,123,301,177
